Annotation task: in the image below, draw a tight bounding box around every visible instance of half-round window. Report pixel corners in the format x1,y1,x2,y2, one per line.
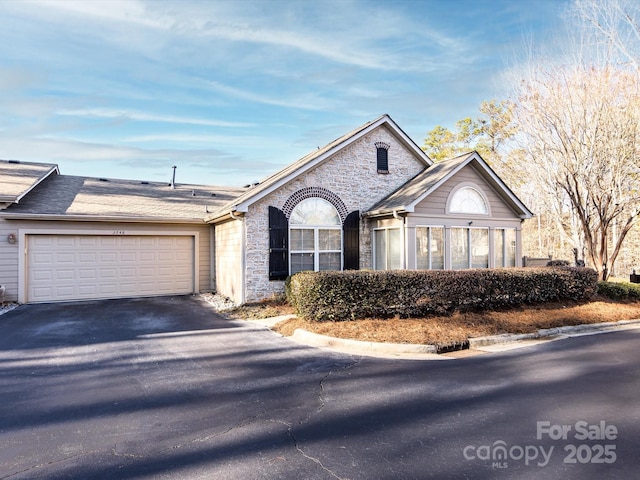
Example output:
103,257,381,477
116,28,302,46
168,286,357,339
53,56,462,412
449,187,488,214
290,197,341,225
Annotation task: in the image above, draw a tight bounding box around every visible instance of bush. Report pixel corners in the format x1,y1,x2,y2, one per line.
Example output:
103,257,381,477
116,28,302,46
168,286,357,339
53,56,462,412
597,281,640,300
287,267,598,322
547,259,571,266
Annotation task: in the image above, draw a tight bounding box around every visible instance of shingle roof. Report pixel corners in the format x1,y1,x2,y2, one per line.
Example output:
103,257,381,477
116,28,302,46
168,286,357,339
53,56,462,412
0,160,59,203
366,151,533,218
3,173,247,222
205,114,432,222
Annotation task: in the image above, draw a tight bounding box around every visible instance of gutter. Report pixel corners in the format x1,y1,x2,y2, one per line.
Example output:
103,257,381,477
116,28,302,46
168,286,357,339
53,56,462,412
0,213,207,224
363,207,409,219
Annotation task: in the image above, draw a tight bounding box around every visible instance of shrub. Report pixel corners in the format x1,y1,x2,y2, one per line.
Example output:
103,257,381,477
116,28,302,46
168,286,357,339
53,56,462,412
287,267,598,322
597,281,640,300
547,259,571,266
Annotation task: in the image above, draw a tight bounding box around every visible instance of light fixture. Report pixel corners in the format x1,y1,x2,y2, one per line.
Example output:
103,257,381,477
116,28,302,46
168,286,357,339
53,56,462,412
7,233,16,244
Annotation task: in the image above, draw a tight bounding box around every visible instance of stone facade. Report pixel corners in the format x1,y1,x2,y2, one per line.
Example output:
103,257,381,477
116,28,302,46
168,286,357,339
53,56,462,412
242,125,427,302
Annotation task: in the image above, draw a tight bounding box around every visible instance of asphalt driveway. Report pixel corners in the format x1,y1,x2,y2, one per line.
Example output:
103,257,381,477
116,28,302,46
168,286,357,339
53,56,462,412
1,296,640,479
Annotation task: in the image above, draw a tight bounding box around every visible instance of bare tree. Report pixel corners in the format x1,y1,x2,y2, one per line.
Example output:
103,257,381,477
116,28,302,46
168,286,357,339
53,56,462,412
513,65,640,280
573,0,640,70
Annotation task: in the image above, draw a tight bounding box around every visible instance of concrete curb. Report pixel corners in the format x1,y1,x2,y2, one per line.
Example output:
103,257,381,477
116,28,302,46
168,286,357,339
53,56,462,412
291,328,438,355
468,319,640,348
248,314,640,360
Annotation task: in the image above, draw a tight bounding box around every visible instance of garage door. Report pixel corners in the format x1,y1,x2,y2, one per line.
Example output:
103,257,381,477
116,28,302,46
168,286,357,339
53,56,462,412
27,235,195,303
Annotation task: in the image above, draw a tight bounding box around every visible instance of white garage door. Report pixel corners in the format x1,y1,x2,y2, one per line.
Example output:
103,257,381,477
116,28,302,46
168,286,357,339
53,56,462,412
27,235,195,303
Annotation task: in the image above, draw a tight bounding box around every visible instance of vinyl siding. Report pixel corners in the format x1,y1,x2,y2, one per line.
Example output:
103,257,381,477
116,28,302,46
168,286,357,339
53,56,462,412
214,218,244,304
413,164,518,219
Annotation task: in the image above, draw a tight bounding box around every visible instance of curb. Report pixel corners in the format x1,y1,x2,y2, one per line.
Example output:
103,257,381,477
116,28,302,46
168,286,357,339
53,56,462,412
291,328,438,355
248,314,640,360
289,319,640,359
468,319,640,348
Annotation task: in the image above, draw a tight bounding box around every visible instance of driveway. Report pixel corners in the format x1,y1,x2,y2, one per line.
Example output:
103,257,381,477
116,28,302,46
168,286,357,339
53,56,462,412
1,296,639,479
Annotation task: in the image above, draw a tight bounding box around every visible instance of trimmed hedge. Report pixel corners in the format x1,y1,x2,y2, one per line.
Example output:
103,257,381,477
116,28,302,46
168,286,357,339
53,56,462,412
287,267,598,322
597,281,640,300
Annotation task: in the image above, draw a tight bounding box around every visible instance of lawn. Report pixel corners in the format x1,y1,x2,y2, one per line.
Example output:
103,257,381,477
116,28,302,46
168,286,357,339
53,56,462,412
225,297,640,348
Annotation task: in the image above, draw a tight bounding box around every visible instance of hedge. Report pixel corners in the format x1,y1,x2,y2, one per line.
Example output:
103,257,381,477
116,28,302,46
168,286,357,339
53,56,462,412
597,281,640,300
286,267,598,322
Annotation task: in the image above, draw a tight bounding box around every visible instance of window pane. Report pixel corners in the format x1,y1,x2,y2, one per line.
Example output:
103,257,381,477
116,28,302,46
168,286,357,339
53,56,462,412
431,227,444,270
452,228,469,269
291,228,314,250
319,252,341,271
506,228,516,267
450,187,488,214
471,228,489,268
291,253,314,274
318,229,341,250
290,197,341,225
388,228,402,270
416,227,429,270
495,229,505,267
374,230,386,270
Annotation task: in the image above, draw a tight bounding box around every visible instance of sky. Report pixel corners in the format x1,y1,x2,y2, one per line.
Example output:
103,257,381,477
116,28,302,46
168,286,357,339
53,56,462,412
0,0,569,187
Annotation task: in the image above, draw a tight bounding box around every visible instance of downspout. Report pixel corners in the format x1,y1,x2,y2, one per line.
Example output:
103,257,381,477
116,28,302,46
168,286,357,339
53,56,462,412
230,210,241,221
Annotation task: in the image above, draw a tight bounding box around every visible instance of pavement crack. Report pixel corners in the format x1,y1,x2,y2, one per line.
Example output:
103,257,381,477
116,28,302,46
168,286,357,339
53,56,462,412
287,428,348,480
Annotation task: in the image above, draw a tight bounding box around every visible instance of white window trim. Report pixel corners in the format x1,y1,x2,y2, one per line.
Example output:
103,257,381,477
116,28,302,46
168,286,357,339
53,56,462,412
446,182,492,216
289,226,343,273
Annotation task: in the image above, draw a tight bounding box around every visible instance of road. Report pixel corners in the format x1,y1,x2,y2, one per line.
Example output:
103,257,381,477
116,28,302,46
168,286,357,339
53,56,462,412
0,296,638,479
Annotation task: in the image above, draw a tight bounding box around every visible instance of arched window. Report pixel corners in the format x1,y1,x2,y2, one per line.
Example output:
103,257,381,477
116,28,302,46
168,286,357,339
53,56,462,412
290,198,342,274
449,186,488,214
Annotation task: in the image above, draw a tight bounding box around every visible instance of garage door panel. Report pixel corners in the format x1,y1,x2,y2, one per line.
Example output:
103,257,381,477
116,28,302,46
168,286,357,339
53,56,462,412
56,270,75,281
28,235,195,303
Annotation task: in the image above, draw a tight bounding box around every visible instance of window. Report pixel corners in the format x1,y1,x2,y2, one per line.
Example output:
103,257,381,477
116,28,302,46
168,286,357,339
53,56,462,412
452,227,489,269
375,142,390,173
416,226,444,270
495,228,516,267
289,198,342,274
449,187,488,214
374,228,402,270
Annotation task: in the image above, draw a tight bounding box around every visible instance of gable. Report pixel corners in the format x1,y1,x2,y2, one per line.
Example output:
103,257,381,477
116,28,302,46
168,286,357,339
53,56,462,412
249,123,430,219
412,163,522,219
366,151,532,219
206,115,432,223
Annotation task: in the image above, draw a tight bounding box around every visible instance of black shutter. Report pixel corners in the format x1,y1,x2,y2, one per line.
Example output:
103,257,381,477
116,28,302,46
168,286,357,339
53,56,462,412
343,210,360,270
269,206,289,280
377,147,389,173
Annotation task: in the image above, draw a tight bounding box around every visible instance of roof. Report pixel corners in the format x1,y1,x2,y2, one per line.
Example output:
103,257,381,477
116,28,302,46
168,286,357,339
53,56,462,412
0,160,59,204
205,114,433,222
2,173,247,223
366,151,533,219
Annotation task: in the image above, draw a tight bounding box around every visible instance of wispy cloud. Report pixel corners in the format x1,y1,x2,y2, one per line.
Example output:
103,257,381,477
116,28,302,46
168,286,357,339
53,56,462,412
56,108,254,128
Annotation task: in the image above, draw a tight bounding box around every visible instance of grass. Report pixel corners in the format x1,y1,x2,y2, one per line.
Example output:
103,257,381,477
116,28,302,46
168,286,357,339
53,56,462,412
225,296,640,348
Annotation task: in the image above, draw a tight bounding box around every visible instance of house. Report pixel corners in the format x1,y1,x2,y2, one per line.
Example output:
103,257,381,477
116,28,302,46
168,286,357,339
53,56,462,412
0,115,532,305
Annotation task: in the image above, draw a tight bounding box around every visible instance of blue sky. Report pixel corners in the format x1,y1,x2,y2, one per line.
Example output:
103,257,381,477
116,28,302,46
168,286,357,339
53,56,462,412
0,0,568,187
